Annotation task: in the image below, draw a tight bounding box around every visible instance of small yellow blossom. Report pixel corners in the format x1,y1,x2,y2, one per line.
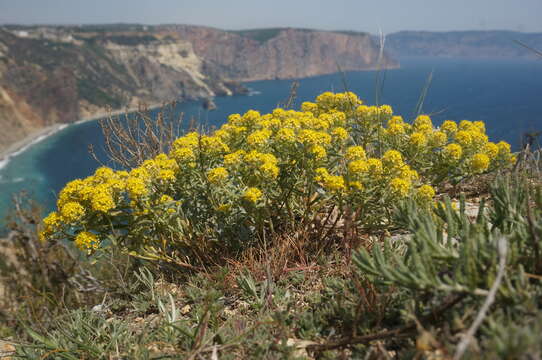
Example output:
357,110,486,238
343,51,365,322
224,150,246,166
276,128,296,142
247,129,272,147
409,132,427,148
173,132,199,149
160,195,173,203
260,162,280,179
94,167,115,180
496,141,511,156
470,153,490,173
310,145,327,160
200,136,230,154
298,129,331,146
43,211,61,230
440,120,458,134
388,116,404,126
243,187,263,203
348,160,369,174
429,131,447,147
345,146,366,161
470,131,489,149
390,178,411,198
60,201,85,222
387,123,405,136
473,121,486,133
74,231,100,252
459,120,473,131
158,169,176,182
400,166,419,181
314,167,330,182
443,143,463,162
331,127,348,141
382,150,404,169
91,185,115,213
317,174,346,192
509,155,517,166
379,105,393,116
414,115,433,128
171,147,195,162
126,177,148,199
241,110,261,126
367,158,384,176
207,167,229,184
227,113,242,125
348,181,364,191
416,185,436,202
455,131,472,147
484,142,499,159
301,101,318,114
216,203,231,212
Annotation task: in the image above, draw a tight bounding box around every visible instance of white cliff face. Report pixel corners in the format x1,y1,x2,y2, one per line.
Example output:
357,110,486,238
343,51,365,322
105,41,216,97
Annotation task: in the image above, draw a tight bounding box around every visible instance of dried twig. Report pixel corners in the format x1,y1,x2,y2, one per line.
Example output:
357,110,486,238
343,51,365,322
92,101,183,168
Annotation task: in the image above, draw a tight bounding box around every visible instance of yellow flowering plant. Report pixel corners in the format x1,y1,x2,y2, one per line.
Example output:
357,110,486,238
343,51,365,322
39,92,515,265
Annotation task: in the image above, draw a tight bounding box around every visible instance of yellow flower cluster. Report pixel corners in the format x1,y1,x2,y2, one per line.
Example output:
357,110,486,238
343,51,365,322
243,187,263,203
74,231,100,252
345,146,366,161
470,153,490,173
207,167,229,184
390,178,411,198
314,168,346,192
382,113,514,178
247,129,272,147
40,91,515,256
60,201,85,222
243,151,279,179
443,143,463,162
416,184,436,203
382,150,403,169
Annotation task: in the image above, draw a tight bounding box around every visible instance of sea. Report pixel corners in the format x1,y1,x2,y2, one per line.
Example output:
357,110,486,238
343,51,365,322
0,57,541,225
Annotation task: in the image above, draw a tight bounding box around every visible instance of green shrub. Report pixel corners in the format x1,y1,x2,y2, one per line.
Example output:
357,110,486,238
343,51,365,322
39,92,515,267
351,174,542,358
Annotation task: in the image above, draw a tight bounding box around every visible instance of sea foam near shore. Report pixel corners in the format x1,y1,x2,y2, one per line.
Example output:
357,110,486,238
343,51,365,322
0,103,162,174
0,124,68,173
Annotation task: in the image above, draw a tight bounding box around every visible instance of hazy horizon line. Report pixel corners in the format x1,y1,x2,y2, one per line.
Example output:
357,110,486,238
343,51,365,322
1,22,542,35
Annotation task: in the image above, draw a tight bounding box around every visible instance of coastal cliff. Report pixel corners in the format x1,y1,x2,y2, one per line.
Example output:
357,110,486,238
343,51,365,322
165,26,397,81
0,25,395,153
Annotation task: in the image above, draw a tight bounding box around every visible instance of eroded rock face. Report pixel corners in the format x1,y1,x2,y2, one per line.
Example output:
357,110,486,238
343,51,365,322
168,26,397,81
0,29,239,152
0,85,41,148
0,25,396,153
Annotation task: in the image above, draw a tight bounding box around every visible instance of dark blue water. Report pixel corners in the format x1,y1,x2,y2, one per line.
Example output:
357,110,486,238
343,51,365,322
1,57,541,224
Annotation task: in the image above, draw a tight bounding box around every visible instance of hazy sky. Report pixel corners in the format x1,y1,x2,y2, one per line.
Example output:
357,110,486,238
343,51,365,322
1,0,541,33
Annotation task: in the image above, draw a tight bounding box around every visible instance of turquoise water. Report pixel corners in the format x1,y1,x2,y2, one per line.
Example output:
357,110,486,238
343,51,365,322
1,57,541,225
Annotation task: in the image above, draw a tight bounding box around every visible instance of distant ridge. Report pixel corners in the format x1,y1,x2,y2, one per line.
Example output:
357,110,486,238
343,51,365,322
384,30,542,58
